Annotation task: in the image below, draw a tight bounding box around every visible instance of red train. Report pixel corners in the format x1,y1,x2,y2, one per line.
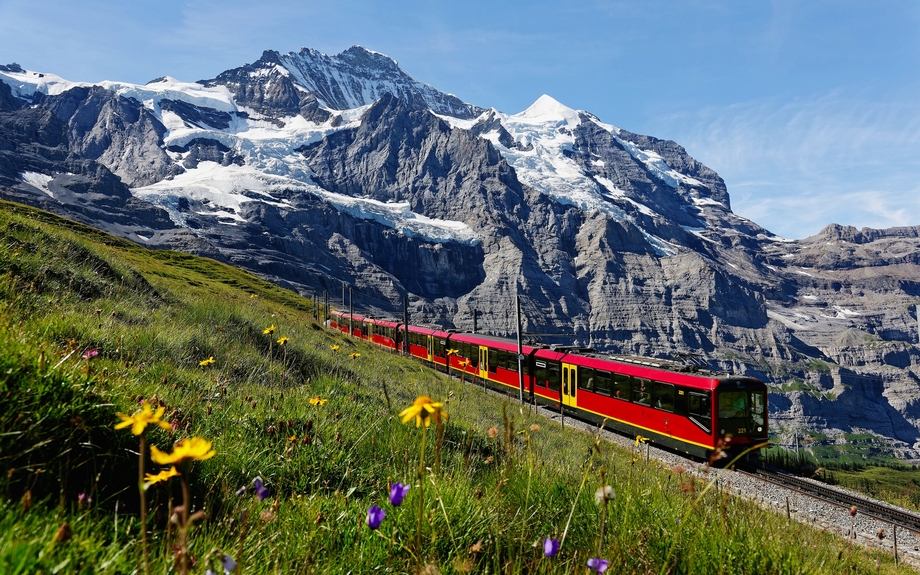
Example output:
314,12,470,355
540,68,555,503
328,310,768,460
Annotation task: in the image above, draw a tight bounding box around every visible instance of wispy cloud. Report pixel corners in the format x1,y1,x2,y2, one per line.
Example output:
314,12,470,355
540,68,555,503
651,89,920,238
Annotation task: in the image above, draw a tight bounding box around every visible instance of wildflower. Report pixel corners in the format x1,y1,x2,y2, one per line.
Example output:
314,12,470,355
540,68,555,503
367,504,385,529
82,349,98,359
634,435,648,447
446,349,459,356
529,423,540,433
115,402,172,436
399,396,448,428
389,482,411,506
587,558,609,573
221,554,237,573
543,537,560,557
150,437,216,466
330,345,340,352
487,426,498,438
263,324,275,335
144,466,180,487
250,293,257,299
235,486,246,496
350,352,360,359
288,434,297,442
253,477,270,501
309,397,328,406
277,336,289,346
199,356,215,366
594,485,615,506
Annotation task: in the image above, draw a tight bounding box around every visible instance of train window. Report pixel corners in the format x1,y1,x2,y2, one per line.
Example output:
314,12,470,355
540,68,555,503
578,367,596,391
595,371,612,395
688,393,711,420
534,361,547,387
546,362,561,393
718,391,749,419
506,351,519,372
653,382,674,412
488,349,498,373
673,388,688,416
751,392,766,426
632,379,651,406
612,374,630,400
434,338,447,359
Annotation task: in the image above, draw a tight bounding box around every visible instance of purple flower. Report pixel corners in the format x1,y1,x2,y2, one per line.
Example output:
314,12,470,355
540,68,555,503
587,558,609,573
235,485,246,496
83,349,98,359
220,554,237,573
389,482,410,506
543,537,560,557
253,477,270,501
367,504,386,529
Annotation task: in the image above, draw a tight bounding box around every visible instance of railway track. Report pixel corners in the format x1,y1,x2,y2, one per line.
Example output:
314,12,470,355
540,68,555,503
738,464,920,534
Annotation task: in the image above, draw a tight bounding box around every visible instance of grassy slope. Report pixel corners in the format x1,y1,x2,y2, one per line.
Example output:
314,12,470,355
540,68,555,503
0,199,908,574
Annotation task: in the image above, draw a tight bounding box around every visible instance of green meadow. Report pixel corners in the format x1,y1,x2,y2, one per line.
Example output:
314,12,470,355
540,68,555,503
0,200,908,574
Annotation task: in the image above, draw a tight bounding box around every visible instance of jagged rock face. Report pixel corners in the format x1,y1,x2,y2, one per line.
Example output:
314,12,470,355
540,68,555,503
35,86,182,187
4,48,920,458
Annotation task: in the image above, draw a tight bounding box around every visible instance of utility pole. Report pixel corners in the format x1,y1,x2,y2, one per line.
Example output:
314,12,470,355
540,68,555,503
349,287,354,337
516,295,524,404
323,291,328,324
403,296,409,356
473,309,478,334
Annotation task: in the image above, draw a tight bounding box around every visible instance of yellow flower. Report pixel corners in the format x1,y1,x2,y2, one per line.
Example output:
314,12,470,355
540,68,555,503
115,402,172,436
399,396,448,428
199,356,215,366
150,437,216,466
350,352,360,359
263,324,275,335
330,345,340,353
309,397,328,406
635,435,648,447
446,349,459,356
144,466,179,487
250,293,257,299
277,336,289,346
288,434,298,442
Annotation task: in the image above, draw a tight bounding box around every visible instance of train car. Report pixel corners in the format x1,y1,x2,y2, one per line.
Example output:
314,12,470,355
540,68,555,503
529,350,768,459
403,324,452,369
446,332,541,395
365,318,401,350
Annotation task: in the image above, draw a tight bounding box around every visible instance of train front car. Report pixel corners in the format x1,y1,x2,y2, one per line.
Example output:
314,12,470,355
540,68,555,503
712,377,769,461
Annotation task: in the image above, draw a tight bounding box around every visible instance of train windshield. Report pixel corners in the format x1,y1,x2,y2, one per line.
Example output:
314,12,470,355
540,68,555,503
718,390,766,428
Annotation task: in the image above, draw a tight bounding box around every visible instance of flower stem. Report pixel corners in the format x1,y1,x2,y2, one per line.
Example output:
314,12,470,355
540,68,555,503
179,475,191,575
416,426,428,564
139,434,149,575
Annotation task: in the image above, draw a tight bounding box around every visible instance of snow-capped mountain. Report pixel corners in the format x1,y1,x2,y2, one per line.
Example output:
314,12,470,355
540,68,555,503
3,48,920,459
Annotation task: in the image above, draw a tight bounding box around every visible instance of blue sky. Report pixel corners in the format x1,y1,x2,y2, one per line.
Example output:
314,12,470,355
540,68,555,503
1,0,918,239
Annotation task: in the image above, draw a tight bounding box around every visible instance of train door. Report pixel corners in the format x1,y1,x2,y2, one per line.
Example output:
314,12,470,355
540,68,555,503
426,335,435,362
561,364,577,407
479,346,489,380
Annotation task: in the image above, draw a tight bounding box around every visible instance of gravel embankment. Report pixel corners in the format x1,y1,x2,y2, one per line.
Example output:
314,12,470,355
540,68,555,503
526,402,920,569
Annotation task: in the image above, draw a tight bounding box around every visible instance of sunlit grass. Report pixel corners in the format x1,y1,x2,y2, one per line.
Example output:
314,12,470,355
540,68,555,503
0,200,908,574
